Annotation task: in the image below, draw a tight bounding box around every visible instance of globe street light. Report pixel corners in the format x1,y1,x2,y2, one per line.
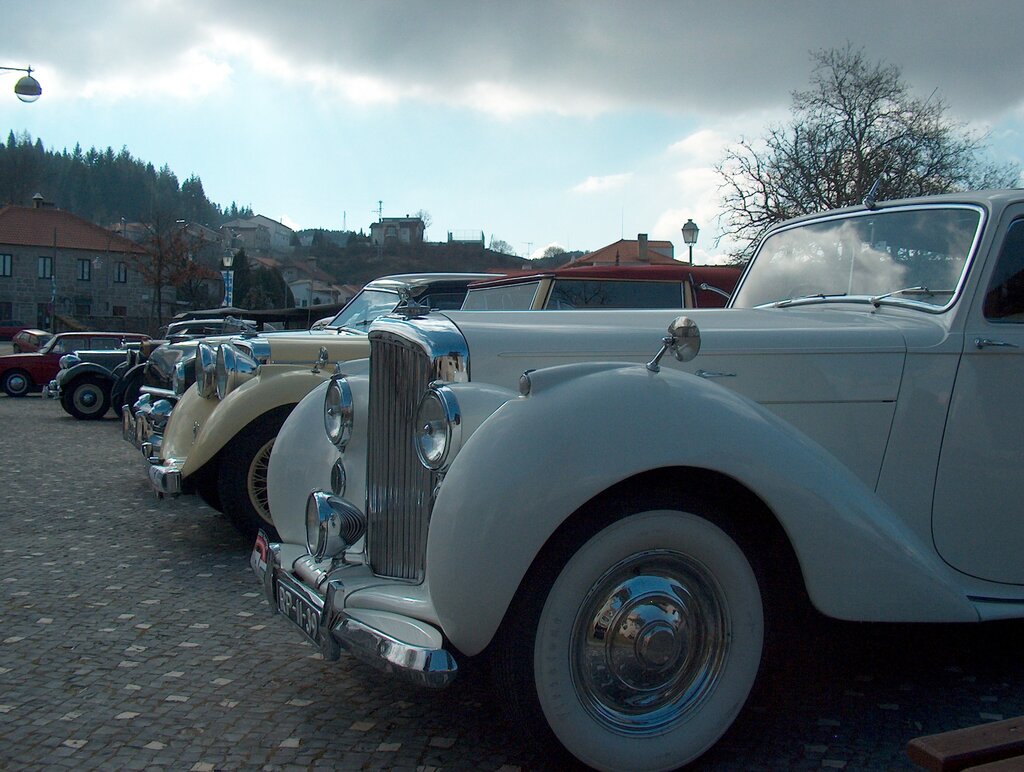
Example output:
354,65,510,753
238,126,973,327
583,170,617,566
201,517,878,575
1,65,42,103
221,251,235,307
681,218,699,265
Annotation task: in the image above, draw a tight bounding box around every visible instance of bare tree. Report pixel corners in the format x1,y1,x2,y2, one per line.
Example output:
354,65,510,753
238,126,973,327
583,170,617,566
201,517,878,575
716,45,1019,258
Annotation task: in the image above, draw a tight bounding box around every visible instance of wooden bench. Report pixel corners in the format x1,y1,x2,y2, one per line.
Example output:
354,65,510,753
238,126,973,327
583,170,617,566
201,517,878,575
907,716,1024,771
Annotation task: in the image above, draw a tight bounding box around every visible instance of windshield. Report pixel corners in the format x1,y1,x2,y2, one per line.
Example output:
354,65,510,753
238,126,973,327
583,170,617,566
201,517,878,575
327,289,399,330
733,205,983,310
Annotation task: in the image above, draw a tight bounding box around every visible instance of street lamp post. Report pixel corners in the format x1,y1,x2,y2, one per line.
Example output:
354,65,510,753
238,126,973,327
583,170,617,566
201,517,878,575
221,251,235,307
0,65,42,102
681,218,699,265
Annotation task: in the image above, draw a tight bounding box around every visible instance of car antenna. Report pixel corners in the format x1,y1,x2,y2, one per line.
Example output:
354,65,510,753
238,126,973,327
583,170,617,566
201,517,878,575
864,86,938,212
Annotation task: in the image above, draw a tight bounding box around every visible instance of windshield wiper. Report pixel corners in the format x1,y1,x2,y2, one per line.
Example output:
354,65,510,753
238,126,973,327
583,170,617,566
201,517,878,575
770,292,848,308
870,286,934,307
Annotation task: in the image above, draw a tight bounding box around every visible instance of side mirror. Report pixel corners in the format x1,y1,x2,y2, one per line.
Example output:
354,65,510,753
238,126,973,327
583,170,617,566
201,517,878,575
646,316,701,372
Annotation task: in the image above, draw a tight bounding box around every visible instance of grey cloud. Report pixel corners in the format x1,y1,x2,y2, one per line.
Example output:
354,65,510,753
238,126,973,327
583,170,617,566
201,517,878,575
8,0,1024,120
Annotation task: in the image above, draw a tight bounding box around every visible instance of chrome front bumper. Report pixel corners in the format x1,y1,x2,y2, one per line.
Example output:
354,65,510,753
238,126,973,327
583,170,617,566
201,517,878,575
123,395,177,460
147,460,183,495
251,533,458,689
44,379,60,399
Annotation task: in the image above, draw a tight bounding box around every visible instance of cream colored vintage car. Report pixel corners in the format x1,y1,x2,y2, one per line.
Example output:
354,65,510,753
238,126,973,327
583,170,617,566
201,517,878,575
144,273,492,539
253,190,1024,770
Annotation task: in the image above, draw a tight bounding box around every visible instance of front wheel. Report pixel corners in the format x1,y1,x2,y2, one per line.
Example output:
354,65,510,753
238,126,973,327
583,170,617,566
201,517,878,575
2,369,33,397
61,376,111,420
216,407,292,542
492,503,766,772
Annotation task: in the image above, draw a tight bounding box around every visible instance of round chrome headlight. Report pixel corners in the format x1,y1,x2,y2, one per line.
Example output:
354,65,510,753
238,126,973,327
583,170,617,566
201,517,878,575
215,343,259,400
324,376,354,449
305,490,366,561
414,384,462,471
59,353,81,370
195,343,218,399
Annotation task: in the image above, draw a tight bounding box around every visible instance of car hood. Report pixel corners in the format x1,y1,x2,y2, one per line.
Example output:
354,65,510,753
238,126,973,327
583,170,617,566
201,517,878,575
441,307,929,405
0,351,46,367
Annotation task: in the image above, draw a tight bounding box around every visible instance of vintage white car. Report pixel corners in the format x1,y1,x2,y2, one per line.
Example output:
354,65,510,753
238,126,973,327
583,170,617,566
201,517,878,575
143,273,493,539
252,190,1024,771
265,262,742,522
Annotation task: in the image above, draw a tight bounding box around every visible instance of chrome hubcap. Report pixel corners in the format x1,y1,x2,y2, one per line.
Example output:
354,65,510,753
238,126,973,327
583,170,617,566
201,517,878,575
8,375,26,392
74,386,101,411
571,550,729,735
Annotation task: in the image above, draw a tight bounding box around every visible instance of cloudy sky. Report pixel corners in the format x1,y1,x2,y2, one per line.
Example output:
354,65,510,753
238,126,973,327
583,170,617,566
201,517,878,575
2,1,1023,262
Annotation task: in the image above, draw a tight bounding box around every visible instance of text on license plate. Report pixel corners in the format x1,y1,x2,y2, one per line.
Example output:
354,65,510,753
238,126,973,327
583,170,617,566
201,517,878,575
276,581,320,643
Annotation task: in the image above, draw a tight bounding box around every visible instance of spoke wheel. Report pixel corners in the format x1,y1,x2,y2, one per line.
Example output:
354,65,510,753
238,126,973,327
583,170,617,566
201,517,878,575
217,406,292,542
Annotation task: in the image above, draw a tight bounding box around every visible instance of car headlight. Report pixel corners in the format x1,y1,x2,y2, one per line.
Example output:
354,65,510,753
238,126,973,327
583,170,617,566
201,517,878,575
414,384,462,471
324,376,354,449
215,343,259,400
195,343,218,399
59,354,81,370
305,490,366,561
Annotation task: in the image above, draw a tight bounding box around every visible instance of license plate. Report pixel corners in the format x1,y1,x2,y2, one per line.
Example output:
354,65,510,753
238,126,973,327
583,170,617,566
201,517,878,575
276,576,321,644
250,530,269,582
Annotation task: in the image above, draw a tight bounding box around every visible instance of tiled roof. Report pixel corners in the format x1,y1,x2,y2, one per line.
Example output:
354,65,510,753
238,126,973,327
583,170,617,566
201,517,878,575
0,205,147,254
572,237,677,266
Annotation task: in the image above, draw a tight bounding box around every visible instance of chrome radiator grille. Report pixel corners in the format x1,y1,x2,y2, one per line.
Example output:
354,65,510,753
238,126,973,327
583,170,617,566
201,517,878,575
366,333,436,580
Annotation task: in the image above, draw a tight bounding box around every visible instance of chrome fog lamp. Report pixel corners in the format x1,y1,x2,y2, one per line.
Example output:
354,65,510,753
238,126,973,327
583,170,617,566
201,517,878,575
305,490,366,561
195,343,218,398
59,353,81,370
414,384,462,471
324,376,354,449
216,342,259,400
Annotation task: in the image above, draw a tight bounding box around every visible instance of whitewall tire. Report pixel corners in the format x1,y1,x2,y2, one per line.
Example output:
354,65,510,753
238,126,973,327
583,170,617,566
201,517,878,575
499,506,766,772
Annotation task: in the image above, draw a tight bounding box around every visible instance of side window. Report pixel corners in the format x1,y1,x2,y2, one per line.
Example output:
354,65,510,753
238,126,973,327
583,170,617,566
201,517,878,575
984,219,1024,322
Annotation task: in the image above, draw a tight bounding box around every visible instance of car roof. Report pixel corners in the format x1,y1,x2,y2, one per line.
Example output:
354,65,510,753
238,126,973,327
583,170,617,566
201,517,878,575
467,264,740,288
364,273,501,292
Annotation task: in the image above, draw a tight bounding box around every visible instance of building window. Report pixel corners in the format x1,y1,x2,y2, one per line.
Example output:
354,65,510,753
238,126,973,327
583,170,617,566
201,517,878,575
74,298,91,317
112,305,127,317
115,262,128,283
38,256,53,279
0,254,11,277
0,301,11,318
77,259,91,281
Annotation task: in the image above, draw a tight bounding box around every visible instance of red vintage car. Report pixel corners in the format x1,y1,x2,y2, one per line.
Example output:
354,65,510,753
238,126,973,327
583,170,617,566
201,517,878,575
11,328,52,353
0,331,149,397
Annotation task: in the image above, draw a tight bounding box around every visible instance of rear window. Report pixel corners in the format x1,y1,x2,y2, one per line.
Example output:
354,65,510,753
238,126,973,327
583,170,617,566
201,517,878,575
547,279,684,309
462,281,542,310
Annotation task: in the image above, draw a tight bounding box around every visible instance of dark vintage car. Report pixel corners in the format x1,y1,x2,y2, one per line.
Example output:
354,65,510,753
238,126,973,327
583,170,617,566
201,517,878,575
11,328,52,353
0,331,149,398
45,341,148,420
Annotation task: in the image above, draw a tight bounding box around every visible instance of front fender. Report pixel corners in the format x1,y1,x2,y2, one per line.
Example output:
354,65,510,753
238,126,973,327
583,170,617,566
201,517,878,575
59,362,115,387
426,362,976,657
181,366,331,476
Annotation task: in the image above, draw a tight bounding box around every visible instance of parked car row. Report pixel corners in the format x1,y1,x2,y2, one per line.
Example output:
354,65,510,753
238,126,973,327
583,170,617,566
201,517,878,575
12,191,1024,771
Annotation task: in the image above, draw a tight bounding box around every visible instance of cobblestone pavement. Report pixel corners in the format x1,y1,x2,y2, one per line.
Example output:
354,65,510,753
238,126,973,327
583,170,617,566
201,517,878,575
1,390,1023,771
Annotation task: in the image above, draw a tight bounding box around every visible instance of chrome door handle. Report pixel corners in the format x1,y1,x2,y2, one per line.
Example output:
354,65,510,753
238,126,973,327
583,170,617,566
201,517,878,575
975,338,1019,349
696,369,736,378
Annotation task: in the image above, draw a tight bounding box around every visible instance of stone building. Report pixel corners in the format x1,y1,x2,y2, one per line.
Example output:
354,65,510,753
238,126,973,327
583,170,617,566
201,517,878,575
0,198,157,333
